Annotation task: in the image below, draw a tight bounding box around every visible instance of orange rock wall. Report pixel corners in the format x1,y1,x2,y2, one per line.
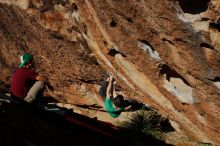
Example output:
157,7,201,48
0,0,219,145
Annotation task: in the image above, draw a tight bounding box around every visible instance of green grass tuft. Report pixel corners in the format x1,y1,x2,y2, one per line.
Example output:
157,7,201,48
120,110,171,141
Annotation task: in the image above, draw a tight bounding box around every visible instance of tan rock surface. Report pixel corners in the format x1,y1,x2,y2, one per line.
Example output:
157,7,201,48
0,0,219,145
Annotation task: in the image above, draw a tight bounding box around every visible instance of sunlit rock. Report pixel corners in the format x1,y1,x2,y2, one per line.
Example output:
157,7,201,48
0,0,220,145
163,77,195,104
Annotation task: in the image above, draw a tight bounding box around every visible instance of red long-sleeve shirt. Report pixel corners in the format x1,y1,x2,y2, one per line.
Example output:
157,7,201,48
11,67,38,99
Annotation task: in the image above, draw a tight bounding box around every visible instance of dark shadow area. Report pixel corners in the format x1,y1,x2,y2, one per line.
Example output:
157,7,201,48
51,32,64,40
122,100,150,112
31,95,59,108
0,93,172,146
176,0,210,14
160,118,175,132
162,38,175,46
110,19,117,27
0,81,10,93
73,104,106,112
121,128,173,146
200,43,215,50
76,104,102,109
0,53,8,67
159,64,190,86
127,17,133,23
77,78,97,84
210,22,220,32
108,48,120,56
139,39,156,52
67,25,80,33
208,77,220,82
70,3,78,12
53,0,68,6
108,48,126,57
0,101,123,146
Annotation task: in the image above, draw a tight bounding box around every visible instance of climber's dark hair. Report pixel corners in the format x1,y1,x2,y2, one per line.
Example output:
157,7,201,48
113,95,124,107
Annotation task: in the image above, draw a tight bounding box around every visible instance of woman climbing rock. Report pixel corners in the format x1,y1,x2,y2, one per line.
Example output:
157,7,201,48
99,75,144,118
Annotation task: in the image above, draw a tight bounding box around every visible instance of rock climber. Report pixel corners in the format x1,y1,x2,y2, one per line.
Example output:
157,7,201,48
99,74,142,118
11,53,48,103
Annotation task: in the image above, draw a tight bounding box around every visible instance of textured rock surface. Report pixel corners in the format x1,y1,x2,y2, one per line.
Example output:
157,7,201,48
0,0,219,145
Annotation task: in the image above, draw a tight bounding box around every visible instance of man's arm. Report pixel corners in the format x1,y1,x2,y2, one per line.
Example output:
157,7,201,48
36,75,47,82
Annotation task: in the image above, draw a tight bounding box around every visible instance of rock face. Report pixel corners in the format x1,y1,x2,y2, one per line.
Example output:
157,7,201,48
0,0,219,145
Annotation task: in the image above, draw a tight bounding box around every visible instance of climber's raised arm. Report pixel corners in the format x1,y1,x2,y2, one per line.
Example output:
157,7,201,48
106,75,113,98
